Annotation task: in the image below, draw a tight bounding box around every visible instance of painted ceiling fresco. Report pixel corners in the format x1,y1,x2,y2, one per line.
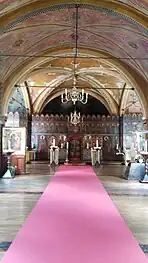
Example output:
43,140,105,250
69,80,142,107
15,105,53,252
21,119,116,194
0,5,147,83
7,54,143,115
27,73,59,103
13,78,142,115
0,0,147,15
26,58,126,106
21,56,143,115
0,0,32,15
125,0,148,11
0,1,147,117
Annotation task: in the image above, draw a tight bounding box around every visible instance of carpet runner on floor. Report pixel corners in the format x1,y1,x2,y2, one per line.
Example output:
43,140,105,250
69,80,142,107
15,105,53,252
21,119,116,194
1,165,147,263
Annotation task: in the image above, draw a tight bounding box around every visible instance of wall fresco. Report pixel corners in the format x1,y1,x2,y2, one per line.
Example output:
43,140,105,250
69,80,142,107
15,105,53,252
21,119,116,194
7,87,26,116
124,90,142,114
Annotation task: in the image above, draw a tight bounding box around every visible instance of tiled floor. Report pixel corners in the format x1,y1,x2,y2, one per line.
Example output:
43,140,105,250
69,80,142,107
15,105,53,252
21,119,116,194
0,162,148,260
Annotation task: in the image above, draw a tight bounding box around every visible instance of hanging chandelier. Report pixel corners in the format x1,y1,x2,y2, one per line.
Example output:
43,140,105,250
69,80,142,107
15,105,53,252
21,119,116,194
61,4,88,105
61,75,88,105
68,110,82,126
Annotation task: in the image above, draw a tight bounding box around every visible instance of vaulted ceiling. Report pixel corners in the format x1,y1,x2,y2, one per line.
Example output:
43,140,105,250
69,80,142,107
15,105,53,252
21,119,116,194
0,0,148,16
0,0,147,116
24,58,135,115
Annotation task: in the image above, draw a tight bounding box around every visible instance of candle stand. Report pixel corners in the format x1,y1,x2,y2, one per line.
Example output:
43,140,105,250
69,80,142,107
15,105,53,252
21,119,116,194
65,148,69,164
65,142,69,164
139,152,148,183
49,146,59,165
91,147,101,166
2,150,15,179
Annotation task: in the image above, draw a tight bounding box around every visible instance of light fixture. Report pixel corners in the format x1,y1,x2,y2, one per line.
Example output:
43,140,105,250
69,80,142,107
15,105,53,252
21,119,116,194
61,5,88,105
61,75,88,105
68,110,83,126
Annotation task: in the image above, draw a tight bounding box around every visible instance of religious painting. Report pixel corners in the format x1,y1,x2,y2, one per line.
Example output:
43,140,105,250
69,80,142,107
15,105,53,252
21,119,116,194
37,135,48,153
2,127,26,155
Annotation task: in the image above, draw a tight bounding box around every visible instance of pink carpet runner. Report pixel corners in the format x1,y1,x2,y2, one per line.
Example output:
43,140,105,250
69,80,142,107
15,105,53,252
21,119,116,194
1,165,147,263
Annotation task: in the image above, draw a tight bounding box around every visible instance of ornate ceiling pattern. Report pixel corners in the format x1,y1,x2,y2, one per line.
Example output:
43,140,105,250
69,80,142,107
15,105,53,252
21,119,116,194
0,5,147,81
18,57,142,115
0,1,147,117
8,74,142,116
0,0,148,15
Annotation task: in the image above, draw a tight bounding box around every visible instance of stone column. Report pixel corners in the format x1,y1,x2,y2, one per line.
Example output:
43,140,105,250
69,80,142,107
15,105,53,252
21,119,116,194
0,83,3,116
0,83,6,176
143,119,148,152
0,116,7,177
119,114,124,151
0,117,5,152
26,109,32,150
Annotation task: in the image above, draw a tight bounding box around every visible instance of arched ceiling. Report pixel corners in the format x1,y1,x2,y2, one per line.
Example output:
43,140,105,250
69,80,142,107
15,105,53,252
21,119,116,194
0,4,147,81
0,0,148,16
0,1,148,117
7,59,143,116
16,56,142,115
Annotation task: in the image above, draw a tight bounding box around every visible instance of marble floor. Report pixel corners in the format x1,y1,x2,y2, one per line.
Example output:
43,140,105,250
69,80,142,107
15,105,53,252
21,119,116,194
0,162,148,260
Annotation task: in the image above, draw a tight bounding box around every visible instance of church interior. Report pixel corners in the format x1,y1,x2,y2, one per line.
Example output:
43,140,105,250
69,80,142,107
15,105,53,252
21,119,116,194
0,1,148,262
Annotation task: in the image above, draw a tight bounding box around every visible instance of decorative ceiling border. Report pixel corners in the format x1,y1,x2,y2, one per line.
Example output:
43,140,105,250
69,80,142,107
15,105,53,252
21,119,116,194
0,4,147,36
